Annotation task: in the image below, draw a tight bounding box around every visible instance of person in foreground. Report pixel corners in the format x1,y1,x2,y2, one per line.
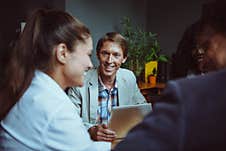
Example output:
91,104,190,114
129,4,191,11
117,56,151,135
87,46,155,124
0,9,110,150
67,32,146,142
114,0,226,150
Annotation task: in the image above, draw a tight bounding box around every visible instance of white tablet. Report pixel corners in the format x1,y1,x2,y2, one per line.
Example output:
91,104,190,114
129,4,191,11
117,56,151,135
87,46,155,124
108,103,152,139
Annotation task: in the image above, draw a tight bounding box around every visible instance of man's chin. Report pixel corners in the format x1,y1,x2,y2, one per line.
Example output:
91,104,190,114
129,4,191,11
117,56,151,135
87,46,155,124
103,70,116,77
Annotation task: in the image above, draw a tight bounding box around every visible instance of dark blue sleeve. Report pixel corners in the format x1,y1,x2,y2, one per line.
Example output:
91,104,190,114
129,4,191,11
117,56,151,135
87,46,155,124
113,81,183,151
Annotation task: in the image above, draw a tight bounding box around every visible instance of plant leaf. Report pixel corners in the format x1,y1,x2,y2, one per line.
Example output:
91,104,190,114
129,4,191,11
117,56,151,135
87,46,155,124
158,55,168,62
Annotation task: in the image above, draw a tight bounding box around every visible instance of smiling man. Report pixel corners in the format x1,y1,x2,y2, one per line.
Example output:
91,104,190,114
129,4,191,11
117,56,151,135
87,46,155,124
67,32,146,142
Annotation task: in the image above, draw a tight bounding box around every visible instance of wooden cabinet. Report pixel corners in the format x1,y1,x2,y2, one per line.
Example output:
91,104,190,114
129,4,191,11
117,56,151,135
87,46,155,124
138,82,166,104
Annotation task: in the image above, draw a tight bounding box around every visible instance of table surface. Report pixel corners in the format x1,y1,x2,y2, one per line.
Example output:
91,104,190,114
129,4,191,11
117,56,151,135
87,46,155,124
138,82,166,101
138,82,166,90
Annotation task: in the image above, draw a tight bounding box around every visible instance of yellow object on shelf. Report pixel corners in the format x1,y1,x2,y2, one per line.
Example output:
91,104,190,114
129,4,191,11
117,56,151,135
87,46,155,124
145,61,158,83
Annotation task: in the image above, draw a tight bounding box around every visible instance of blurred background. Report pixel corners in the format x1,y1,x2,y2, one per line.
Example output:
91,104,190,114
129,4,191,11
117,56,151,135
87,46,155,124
0,0,208,80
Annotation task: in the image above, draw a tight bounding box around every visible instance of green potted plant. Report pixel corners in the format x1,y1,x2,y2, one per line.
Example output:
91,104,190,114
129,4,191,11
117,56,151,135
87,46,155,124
120,16,168,80
145,39,168,83
146,39,168,62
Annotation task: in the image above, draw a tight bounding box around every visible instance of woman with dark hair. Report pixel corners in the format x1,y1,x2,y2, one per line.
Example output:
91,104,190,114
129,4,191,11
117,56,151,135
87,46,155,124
171,21,206,79
0,9,109,150
171,16,223,79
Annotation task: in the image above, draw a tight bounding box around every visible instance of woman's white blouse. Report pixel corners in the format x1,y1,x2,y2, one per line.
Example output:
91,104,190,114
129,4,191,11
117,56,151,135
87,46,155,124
0,70,110,151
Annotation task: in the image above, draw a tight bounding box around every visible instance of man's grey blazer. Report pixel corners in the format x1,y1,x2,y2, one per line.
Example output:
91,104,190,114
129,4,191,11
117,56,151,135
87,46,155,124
67,68,146,129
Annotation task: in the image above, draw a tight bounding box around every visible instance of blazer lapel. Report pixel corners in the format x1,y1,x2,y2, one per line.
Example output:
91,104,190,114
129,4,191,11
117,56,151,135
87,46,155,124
117,70,129,105
88,70,99,123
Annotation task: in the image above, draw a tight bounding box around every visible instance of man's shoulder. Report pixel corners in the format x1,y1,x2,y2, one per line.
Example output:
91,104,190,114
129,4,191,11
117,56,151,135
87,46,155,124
86,68,98,76
117,68,134,76
83,68,98,83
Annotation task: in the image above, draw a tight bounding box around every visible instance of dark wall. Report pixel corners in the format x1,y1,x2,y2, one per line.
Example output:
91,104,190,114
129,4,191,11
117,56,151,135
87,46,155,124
21,0,65,20
66,0,147,66
0,0,65,81
66,0,209,66
0,1,22,51
0,0,65,52
147,0,208,57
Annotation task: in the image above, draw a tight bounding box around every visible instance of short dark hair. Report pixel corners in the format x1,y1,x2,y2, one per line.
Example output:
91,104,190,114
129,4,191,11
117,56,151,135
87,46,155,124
96,32,128,58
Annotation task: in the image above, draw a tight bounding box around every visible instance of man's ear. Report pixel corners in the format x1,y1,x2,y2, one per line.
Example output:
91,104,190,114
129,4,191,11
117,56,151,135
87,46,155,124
122,57,127,63
55,43,68,64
